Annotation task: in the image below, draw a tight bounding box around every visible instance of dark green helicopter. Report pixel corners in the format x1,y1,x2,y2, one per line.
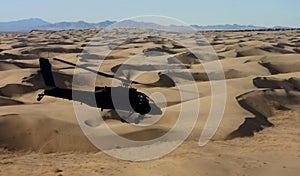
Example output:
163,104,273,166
37,58,162,124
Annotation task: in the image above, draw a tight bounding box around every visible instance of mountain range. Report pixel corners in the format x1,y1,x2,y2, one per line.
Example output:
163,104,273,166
0,18,294,32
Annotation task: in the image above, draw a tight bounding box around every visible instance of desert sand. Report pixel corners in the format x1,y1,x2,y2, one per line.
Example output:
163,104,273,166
0,29,299,175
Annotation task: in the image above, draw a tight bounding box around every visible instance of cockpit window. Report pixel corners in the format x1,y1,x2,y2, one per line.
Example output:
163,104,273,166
138,94,144,98
146,96,154,103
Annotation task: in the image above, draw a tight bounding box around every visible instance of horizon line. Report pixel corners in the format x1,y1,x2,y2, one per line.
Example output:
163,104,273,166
0,17,297,28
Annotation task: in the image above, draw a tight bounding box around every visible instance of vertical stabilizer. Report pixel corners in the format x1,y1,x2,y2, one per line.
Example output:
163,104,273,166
39,58,56,88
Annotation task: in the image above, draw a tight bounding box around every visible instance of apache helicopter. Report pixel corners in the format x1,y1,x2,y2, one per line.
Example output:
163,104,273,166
37,58,162,124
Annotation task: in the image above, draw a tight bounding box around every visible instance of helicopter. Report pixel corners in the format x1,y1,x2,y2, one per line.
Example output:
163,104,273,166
37,57,163,124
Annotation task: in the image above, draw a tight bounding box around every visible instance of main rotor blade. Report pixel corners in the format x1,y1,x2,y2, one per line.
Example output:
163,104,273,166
53,58,140,85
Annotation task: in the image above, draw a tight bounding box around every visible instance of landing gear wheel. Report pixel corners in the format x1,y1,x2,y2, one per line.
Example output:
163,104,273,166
134,118,140,124
37,93,45,101
134,114,145,124
121,117,129,123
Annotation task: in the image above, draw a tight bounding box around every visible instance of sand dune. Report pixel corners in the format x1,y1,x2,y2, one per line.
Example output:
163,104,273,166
253,76,300,91
11,42,28,49
0,62,20,71
0,53,38,60
0,84,36,97
0,29,299,175
259,54,300,74
0,114,97,152
0,96,24,106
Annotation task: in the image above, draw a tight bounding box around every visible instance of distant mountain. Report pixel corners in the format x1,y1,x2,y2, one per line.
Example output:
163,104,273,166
191,24,267,31
0,18,116,32
96,20,117,28
107,20,194,32
0,18,294,32
38,21,96,30
108,20,162,29
0,18,50,32
38,20,116,30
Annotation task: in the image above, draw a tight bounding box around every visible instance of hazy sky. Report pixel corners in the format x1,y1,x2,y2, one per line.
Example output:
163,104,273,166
1,0,299,27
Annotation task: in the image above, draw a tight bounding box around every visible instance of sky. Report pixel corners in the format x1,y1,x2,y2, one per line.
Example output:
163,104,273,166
1,0,299,27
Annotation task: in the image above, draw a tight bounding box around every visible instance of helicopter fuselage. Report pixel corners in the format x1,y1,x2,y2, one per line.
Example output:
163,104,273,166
40,86,162,115
38,57,162,117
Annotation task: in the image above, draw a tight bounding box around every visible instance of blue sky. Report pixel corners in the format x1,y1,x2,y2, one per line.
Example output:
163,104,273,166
1,0,299,27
